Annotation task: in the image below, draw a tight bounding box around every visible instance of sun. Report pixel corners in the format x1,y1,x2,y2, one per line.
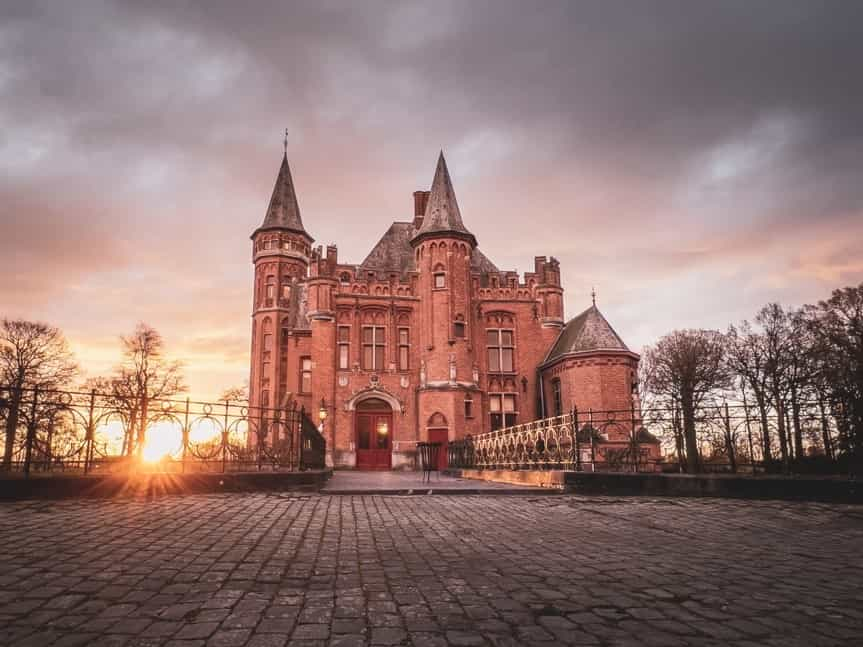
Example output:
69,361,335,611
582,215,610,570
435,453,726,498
141,420,182,463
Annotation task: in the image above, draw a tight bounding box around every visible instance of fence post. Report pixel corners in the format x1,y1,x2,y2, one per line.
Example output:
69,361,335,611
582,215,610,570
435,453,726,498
631,401,639,473
298,406,306,471
23,387,39,478
181,397,190,474
574,407,581,472
222,401,229,474
84,389,96,474
588,408,596,471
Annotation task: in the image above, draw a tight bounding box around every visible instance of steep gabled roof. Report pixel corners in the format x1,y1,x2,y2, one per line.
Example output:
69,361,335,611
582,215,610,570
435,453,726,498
411,152,476,246
254,153,310,238
544,305,631,364
360,222,499,277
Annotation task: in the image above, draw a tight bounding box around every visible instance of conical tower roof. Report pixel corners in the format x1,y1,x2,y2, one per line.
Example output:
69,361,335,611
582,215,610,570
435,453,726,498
253,152,311,239
411,152,476,247
543,304,631,364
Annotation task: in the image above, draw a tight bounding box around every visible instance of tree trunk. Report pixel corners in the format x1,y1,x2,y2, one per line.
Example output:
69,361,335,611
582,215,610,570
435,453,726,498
755,391,772,462
681,396,700,473
723,403,737,473
818,396,833,460
673,405,686,472
773,390,790,473
791,384,804,459
2,386,22,470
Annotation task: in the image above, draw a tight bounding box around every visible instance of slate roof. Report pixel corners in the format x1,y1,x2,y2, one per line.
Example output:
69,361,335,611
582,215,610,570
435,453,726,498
544,305,630,364
255,153,310,237
411,152,476,245
359,222,499,277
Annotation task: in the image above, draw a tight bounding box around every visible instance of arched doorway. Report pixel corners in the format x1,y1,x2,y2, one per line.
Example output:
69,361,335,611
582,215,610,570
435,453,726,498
427,412,449,470
355,397,393,469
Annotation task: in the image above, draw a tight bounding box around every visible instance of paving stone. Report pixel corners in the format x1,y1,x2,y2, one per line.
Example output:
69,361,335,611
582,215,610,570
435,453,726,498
0,493,860,647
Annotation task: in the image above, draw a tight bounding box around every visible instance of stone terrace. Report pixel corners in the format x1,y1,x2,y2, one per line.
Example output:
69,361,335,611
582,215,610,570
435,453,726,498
0,494,861,646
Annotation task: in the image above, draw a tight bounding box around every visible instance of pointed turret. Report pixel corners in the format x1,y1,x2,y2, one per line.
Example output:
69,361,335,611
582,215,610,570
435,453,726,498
253,152,311,240
411,152,476,247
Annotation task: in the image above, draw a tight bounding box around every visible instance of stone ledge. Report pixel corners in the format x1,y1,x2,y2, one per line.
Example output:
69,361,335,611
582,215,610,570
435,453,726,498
0,470,332,501
445,469,862,503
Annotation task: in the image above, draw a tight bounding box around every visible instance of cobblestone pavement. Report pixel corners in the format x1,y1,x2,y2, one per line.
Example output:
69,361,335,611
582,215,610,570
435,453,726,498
321,472,546,494
0,494,861,647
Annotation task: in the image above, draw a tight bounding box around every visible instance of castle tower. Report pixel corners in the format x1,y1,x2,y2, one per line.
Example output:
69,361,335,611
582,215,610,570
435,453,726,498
249,150,314,421
411,152,480,442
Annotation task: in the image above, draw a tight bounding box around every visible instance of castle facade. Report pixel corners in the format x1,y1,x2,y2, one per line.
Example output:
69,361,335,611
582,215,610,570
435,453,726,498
249,150,655,468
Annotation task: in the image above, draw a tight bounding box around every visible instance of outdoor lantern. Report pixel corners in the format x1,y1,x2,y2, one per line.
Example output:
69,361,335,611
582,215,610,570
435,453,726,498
376,419,389,436
318,398,328,423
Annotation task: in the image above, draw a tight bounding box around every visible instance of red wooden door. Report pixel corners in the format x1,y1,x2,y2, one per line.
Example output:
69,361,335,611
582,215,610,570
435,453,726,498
428,429,448,470
356,412,392,469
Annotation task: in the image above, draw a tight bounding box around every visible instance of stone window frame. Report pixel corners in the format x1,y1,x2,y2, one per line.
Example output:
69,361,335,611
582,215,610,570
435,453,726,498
337,326,351,370
397,327,410,371
552,378,563,417
361,325,386,371
489,393,517,431
486,328,516,373
299,356,312,394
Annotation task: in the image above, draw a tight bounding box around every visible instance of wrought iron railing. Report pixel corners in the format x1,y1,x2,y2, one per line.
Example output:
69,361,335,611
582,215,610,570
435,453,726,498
447,401,852,474
0,385,326,477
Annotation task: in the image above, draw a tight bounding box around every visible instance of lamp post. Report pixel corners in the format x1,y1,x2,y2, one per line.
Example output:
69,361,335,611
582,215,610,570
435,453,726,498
318,398,334,468
318,398,328,426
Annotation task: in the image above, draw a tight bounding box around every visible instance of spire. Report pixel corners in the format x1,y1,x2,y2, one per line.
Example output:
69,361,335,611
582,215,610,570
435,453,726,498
411,151,476,247
254,144,310,239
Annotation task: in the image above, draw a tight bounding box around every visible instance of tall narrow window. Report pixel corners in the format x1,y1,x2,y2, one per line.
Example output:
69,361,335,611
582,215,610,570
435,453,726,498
487,329,515,372
337,326,350,370
299,357,312,393
453,321,466,338
362,326,385,370
265,275,275,300
464,395,474,419
490,394,517,431
552,379,562,417
263,332,273,352
398,328,410,371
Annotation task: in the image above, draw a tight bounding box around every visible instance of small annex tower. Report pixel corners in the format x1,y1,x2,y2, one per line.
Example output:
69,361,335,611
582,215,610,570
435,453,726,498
410,152,480,444
249,145,313,413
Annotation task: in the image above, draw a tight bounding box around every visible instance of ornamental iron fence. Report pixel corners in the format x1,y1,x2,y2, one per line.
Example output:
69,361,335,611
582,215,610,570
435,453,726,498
447,400,851,474
0,385,325,477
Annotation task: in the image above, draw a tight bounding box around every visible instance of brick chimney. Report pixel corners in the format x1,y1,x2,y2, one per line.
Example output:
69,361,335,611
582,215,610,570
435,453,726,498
412,190,430,229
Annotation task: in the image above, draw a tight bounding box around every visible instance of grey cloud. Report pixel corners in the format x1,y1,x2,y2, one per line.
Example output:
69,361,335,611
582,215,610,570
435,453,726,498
1,0,861,395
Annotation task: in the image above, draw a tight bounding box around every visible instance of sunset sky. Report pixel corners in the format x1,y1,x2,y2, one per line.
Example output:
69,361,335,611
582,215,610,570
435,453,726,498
2,1,862,401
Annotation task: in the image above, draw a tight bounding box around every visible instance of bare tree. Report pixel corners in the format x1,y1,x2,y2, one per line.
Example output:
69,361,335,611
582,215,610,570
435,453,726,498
220,383,249,404
0,319,78,469
726,321,773,462
106,323,186,458
804,284,863,469
642,329,731,473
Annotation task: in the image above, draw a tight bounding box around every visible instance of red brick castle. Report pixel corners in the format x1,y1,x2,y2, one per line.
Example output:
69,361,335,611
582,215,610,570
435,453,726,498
249,149,656,468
